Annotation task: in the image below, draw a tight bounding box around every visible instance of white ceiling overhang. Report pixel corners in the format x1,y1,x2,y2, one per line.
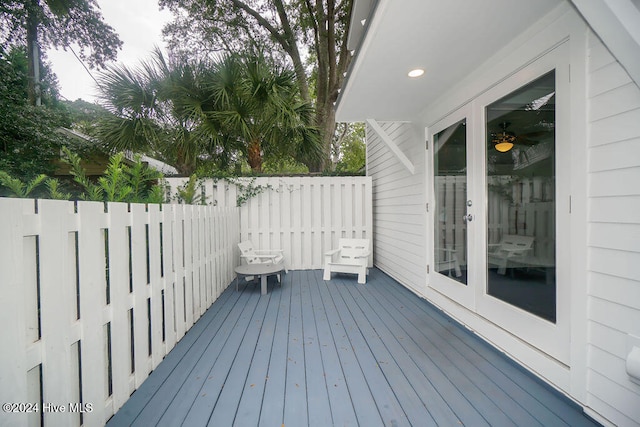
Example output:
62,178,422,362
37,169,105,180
571,0,640,89
336,0,561,122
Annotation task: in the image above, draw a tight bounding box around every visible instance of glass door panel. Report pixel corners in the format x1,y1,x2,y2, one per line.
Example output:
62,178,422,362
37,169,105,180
434,119,468,285
485,71,556,322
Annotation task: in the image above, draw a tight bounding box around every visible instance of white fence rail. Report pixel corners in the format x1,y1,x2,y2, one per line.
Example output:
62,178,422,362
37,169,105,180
0,198,239,427
166,176,373,269
0,176,371,426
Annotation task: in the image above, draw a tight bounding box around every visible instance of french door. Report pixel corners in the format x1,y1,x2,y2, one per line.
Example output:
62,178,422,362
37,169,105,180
430,105,477,309
428,45,570,363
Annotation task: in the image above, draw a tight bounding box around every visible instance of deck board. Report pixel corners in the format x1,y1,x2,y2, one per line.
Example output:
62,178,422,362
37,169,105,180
107,268,600,427
315,270,385,427
233,276,282,426
308,270,360,426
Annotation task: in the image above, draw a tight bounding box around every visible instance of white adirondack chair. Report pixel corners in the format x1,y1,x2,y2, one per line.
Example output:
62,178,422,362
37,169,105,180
238,241,287,273
323,238,370,284
487,235,534,275
436,247,462,277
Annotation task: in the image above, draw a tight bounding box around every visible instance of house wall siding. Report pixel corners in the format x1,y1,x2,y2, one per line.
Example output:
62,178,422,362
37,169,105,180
358,7,640,425
586,31,640,426
366,121,426,292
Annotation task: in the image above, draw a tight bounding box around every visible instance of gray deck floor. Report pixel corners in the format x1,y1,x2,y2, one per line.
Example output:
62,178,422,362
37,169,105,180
107,268,599,427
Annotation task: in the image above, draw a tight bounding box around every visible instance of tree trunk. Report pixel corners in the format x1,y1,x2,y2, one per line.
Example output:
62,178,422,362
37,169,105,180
217,0,354,172
306,0,352,172
26,0,42,106
175,146,196,176
247,138,263,173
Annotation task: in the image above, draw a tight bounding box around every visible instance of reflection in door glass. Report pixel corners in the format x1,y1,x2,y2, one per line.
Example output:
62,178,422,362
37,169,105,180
434,119,467,285
486,71,556,322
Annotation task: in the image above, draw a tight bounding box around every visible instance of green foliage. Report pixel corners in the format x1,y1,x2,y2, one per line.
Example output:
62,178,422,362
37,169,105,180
62,146,104,200
0,46,70,180
0,0,122,67
231,177,272,207
262,157,309,175
96,50,321,175
174,174,207,205
45,178,71,200
0,171,73,200
196,170,273,207
334,122,366,174
1,0,122,104
61,147,165,203
160,0,354,171
63,99,114,139
97,153,134,202
145,185,166,205
0,171,47,198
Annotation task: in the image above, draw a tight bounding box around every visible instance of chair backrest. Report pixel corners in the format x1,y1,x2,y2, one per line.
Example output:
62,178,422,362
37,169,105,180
338,238,370,263
238,241,260,264
497,235,534,254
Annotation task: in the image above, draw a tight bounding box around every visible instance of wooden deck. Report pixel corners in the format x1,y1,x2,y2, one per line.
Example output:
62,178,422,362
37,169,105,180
107,268,598,427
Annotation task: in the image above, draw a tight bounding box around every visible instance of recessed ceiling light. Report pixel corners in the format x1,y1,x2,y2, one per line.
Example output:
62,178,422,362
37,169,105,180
408,68,425,78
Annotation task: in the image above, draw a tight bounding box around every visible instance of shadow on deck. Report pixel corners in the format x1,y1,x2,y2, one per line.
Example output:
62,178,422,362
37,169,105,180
107,268,598,427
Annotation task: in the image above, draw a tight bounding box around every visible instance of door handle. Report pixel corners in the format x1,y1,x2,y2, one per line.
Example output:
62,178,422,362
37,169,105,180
462,214,473,223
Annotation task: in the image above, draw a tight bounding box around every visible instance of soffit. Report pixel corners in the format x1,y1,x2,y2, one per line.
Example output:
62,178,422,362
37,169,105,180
336,0,560,122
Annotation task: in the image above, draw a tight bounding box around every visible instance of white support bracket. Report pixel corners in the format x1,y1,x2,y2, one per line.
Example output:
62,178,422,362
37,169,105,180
366,119,416,175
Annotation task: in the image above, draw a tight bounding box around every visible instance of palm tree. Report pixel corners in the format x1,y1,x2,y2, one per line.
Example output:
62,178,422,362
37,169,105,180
96,49,207,175
200,54,322,173
96,51,321,174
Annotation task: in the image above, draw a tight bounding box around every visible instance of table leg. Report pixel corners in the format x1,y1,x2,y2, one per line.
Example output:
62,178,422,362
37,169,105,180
260,274,267,295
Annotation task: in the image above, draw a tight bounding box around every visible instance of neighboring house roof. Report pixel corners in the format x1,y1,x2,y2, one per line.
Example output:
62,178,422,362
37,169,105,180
123,150,179,176
336,0,640,122
57,128,179,176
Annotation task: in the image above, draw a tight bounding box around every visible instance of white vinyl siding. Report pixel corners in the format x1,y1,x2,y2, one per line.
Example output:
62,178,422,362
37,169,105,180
366,121,426,292
587,30,640,426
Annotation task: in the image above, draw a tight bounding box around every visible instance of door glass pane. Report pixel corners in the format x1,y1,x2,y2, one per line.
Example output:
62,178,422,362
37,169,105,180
486,71,556,322
434,119,467,285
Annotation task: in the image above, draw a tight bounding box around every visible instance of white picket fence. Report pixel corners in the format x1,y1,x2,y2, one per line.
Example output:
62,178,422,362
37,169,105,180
0,176,372,427
0,198,239,427
166,176,373,269
436,175,555,266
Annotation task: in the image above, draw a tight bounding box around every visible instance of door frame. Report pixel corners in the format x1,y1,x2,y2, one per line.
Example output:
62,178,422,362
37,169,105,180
427,103,476,309
474,43,571,364
426,42,571,364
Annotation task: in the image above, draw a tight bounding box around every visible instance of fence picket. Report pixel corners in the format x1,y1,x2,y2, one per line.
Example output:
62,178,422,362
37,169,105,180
76,201,110,425
105,202,131,412
0,199,238,427
1,177,372,426
165,176,372,270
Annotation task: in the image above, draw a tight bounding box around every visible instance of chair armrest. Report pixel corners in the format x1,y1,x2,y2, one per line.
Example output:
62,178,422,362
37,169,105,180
502,248,531,258
254,249,284,254
487,244,501,253
241,254,279,260
324,248,341,265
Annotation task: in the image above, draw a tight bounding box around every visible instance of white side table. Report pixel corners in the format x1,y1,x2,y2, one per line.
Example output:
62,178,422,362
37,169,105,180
234,262,285,295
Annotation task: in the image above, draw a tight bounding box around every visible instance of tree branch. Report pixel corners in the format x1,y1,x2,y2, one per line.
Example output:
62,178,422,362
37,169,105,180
229,0,289,50
304,0,321,60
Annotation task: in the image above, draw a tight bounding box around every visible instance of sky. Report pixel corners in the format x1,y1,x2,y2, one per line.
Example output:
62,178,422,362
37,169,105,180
47,0,172,103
